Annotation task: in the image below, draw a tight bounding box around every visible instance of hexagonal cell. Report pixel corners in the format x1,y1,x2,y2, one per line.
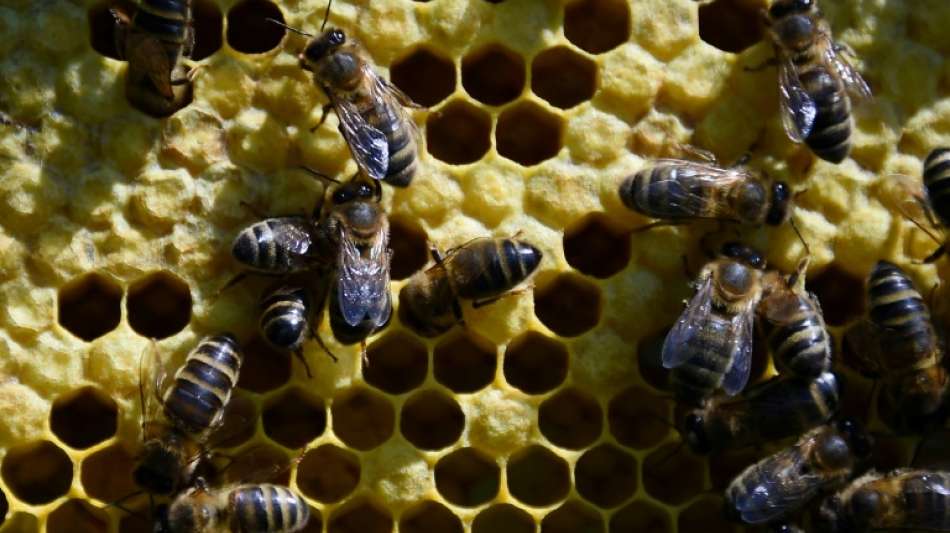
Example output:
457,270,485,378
391,47,457,107
297,444,360,503
434,447,500,507
678,496,737,533
806,264,866,326
563,213,631,278
190,0,225,60
507,445,571,507
328,498,393,533
117,499,153,533
532,46,598,109
1,440,72,505
542,500,605,533
262,387,326,449
539,387,603,450
462,44,526,106
389,216,430,281
698,0,764,54
226,0,285,54
642,443,705,505
496,101,564,166
575,444,637,508
47,500,109,533
299,507,323,533
564,0,630,54
81,443,137,503
708,447,760,491
503,331,569,394
237,336,292,393
636,328,671,391
609,500,672,533
213,390,259,448
331,387,395,450
472,504,535,533
399,500,463,533
434,331,497,393
126,271,192,340
57,272,122,342
364,330,428,394
534,273,602,337
607,386,672,450
400,389,465,450
50,386,118,450
220,443,290,485
87,1,133,59
426,99,492,165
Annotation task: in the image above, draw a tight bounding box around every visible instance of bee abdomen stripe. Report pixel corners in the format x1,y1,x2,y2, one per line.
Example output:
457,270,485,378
164,379,223,430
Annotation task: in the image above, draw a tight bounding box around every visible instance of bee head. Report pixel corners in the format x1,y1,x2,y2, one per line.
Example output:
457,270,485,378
133,441,182,495
835,417,873,460
720,242,766,269
332,180,377,205
770,0,816,49
768,0,814,20
681,412,711,454
766,182,792,226
302,28,346,64
167,493,214,533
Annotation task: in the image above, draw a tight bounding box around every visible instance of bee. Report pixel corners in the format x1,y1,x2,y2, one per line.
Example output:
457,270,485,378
662,242,770,406
134,334,244,496
763,0,871,163
725,418,872,526
259,283,341,377
682,371,839,455
158,482,310,533
913,147,950,262
398,237,543,338
819,469,950,532
110,0,200,117
222,214,323,294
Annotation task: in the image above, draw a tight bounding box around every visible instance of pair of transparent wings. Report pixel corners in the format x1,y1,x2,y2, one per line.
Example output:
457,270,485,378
731,444,825,524
647,160,756,219
336,222,392,328
661,275,755,395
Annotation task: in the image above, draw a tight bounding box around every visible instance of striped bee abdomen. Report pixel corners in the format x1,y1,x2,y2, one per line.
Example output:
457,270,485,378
764,293,832,377
229,484,310,533
260,286,310,352
164,333,243,434
134,0,191,44
672,316,734,406
924,147,950,226
867,261,935,364
455,239,542,300
800,69,851,164
232,217,313,274
620,166,704,219
382,110,417,188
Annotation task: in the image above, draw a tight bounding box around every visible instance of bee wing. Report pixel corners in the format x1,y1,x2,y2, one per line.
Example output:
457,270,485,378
720,299,756,396
332,87,389,181
139,339,168,430
272,217,315,257
648,160,748,218
821,36,872,101
778,58,817,142
336,223,392,328
376,75,424,146
125,32,175,99
662,276,714,369
732,449,822,524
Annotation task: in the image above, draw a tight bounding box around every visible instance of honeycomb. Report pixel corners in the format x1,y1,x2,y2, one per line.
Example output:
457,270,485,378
1,0,949,531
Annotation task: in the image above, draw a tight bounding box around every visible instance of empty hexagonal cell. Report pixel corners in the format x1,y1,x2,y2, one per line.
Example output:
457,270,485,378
434,331,497,393
609,500,672,533
50,386,117,450
81,443,137,503
126,271,192,340
401,389,465,450
434,447,500,507
426,99,492,165
1,440,72,505
237,336,292,393
226,0,285,54
496,101,564,166
534,273,602,337
87,1,132,59
399,500,463,533
472,504,535,533
190,0,225,60
390,47,457,107
364,331,428,394
575,444,637,508
636,328,671,391
328,498,393,533
331,387,395,450
297,444,360,503
462,44,525,106
678,496,737,533
262,387,326,449
563,213,631,278
47,500,109,533
608,386,672,450
539,387,603,450
642,443,705,505
806,264,866,326
698,0,764,54
213,390,259,448
389,216,430,281
117,499,153,533
564,0,630,54
57,272,122,342
507,445,571,507
503,331,568,394
532,46,598,109
542,500,605,533
220,443,290,485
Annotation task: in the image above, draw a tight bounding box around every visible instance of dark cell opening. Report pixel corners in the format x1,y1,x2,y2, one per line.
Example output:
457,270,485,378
503,331,569,394
642,443,705,505
1,441,73,505
563,213,631,278
608,386,672,450
190,0,224,60
637,328,671,391
331,387,395,450
220,444,290,485
226,0,285,54
534,273,602,337
610,500,673,533
539,387,603,450
389,216,430,281
237,337,292,393
507,445,571,507
426,99,492,164
678,496,736,533
47,500,109,533
364,331,428,394
806,264,866,326
698,0,764,54
434,447,500,507
327,499,393,533
81,444,137,503
50,387,118,450
564,0,630,54
0,487,6,526
472,504,535,533
532,46,598,109
87,1,134,60
300,507,323,533
541,500,605,533
575,444,638,508
262,387,326,449
391,47,457,107
213,391,259,448
496,101,563,166
462,44,526,106
433,331,497,393
708,447,759,491
117,500,153,533
399,501,463,533
57,272,122,342
297,444,360,503
126,271,192,340
400,389,465,450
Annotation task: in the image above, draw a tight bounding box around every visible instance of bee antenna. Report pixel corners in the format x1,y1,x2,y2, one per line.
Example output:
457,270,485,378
321,0,333,32
266,18,314,38
299,166,339,184
107,489,148,522
789,215,811,260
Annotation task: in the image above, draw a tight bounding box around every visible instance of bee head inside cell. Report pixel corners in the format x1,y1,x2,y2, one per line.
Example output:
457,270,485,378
766,182,792,226
720,242,765,269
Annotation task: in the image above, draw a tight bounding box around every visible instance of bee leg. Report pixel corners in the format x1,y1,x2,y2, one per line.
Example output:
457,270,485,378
170,64,202,85
472,285,533,309
430,246,446,264
216,272,248,296
361,340,369,369
309,324,339,363
293,347,314,378
920,244,946,264
310,104,334,133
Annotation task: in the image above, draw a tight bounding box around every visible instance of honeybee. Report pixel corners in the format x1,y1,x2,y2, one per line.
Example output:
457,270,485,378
157,481,310,533
259,283,340,377
134,334,244,496
725,418,872,526
819,469,950,532
111,0,200,117
763,0,871,163
913,147,950,262
398,237,543,338
662,242,771,406
682,371,839,455
223,215,322,293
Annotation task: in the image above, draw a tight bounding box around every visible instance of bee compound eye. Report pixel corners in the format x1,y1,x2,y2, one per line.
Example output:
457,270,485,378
330,29,345,45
